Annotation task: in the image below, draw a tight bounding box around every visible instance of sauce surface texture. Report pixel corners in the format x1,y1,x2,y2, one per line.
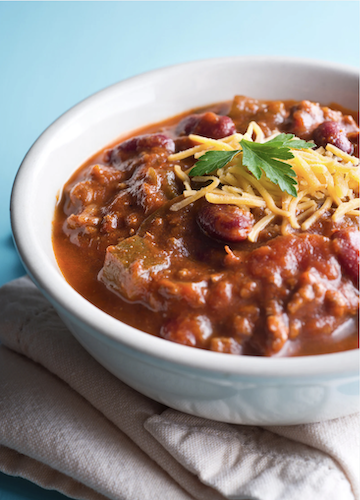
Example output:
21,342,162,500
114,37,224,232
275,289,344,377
53,96,360,356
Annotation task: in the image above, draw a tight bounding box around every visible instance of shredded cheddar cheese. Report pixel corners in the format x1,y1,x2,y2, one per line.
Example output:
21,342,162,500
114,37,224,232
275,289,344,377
168,122,359,241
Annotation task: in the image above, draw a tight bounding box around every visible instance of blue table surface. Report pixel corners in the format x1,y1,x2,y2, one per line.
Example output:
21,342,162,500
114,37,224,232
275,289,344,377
0,1,358,498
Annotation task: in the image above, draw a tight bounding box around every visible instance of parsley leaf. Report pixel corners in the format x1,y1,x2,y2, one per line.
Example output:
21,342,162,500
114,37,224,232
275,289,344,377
188,133,314,197
240,139,296,196
259,133,313,151
189,150,240,176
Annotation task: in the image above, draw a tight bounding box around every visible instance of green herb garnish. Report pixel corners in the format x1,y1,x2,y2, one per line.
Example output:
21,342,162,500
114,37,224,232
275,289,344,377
189,133,314,197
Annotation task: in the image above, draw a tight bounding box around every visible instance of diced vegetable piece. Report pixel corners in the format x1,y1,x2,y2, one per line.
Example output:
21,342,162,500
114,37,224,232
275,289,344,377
99,235,170,302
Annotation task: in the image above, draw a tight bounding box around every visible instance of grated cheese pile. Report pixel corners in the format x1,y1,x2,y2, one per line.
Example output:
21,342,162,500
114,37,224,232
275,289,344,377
168,121,360,242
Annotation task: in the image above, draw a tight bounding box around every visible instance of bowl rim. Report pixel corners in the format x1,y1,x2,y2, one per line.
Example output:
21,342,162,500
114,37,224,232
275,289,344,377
11,55,360,378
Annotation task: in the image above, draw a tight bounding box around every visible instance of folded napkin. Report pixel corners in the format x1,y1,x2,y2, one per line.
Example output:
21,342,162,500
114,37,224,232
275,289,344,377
0,276,358,500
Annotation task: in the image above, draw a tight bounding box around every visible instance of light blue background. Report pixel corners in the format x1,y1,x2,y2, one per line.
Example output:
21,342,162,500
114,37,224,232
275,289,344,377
0,1,359,498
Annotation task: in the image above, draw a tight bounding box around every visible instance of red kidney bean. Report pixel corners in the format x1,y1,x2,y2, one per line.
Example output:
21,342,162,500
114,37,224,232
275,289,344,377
332,228,359,285
176,112,236,139
106,134,175,164
119,134,175,153
197,203,254,243
313,121,354,155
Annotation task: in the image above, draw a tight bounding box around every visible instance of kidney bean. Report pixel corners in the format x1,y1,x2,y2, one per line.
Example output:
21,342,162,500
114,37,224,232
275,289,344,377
119,134,175,153
197,203,254,242
176,112,236,139
106,134,175,164
332,228,359,285
313,121,354,155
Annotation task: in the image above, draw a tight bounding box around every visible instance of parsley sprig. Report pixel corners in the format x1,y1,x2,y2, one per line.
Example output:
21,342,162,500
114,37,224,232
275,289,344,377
189,133,314,197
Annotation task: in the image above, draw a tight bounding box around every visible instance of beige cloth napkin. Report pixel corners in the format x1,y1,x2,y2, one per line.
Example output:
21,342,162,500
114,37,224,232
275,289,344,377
0,276,359,500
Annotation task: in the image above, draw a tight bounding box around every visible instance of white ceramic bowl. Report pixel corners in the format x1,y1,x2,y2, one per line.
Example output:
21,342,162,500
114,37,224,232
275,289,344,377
11,57,359,425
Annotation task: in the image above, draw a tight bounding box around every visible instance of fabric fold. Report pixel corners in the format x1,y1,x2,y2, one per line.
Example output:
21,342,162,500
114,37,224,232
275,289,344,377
145,410,355,500
0,445,108,500
265,415,360,499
